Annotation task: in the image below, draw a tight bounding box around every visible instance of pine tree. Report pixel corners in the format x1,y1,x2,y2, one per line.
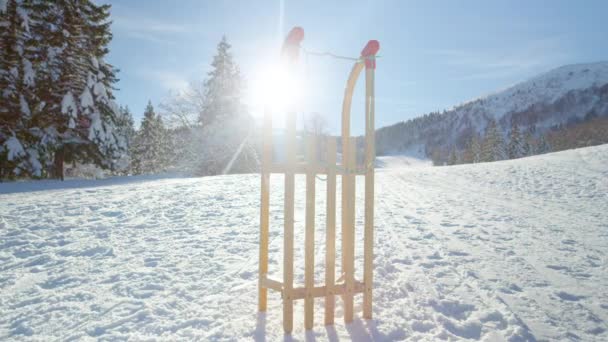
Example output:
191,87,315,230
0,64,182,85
0,0,40,178
194,36,256,176
508,122,524,159
113,105,135,172
447,148,457,165
481,119,506,162
131,101,169,174
522,129,535,156
461,133,482,164
0,0,126,180
200,36,243,127
116,106,135,149
472,134,482,163
536,133,551,154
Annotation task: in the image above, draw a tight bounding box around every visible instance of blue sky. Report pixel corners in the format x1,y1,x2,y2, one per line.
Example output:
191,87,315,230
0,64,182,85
100,0,608,134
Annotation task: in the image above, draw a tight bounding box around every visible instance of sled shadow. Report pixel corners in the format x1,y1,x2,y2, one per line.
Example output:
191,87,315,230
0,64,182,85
346,318,382,341
253,313,382,342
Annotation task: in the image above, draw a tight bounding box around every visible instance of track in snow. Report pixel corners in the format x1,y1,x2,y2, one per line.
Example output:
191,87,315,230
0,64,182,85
1,145,607,340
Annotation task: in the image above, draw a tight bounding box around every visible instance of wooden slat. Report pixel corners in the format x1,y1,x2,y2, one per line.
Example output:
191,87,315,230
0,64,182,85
258,112,272,312
283,111,296,334
304,136,316,330
363,68,375,319
269,163,366,176
260,276,283,292
324,138,337,325
292,281,365,300
343,136,357,323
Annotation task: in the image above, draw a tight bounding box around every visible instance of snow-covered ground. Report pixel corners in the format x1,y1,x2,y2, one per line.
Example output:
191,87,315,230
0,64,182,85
1,145,607,341
376,144,432,169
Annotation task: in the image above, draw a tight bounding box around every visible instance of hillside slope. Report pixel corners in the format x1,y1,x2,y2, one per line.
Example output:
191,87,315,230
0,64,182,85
377,62,608,158
1,145,607,340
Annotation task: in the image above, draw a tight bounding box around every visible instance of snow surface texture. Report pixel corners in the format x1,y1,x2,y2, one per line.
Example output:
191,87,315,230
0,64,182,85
1,145,607,340
376,144,432,169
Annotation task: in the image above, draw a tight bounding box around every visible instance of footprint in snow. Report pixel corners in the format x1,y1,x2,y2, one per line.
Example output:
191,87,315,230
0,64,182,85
546,264,570,271
555,291,586,301
430,299,476,320
427,251,442,260
447,250,469,257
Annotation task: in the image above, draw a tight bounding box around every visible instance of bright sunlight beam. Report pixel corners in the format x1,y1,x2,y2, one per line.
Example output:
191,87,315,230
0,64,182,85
248,60,306,122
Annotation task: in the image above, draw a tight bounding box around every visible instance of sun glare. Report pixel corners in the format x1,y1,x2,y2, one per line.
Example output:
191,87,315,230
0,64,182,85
249,61,305,121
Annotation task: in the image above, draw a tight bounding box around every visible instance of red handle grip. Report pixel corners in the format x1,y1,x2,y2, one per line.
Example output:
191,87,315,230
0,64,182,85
360,40,380,69
282,27,305,62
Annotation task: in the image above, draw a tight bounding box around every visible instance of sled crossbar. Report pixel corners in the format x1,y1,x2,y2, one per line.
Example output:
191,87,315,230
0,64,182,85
265,163,369,176
260,275,366,300
258,26,378,334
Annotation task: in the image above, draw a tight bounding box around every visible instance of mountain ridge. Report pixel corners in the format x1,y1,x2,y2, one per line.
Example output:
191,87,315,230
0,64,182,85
376,61,608,162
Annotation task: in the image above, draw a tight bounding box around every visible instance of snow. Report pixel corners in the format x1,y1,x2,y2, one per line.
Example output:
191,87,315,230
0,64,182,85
80,87,94,109
25,148,42,177
93,81,108,102
4,136,25,161
19,95,30,118
22,58,34,87
61,92,77,118
16,6,29,33
376,144,431,168
1,144,607,340
91,56,99,70
459,61,608,121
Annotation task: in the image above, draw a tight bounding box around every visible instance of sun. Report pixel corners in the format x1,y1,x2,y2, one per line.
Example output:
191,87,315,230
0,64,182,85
248,60,305,122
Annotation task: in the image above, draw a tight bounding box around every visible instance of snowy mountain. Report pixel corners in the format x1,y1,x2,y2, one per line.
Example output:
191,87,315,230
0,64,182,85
1,144,607,340
376,61,608,157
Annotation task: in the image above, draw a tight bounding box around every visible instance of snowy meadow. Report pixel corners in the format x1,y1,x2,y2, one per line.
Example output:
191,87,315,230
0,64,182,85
1,145,607,340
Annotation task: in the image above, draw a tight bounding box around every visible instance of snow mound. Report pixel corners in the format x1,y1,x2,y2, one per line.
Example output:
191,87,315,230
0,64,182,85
376,155,432,168
376,144,432,169
1,144,607,340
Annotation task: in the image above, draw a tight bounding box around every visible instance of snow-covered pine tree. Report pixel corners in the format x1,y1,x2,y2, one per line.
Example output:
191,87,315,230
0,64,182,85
481,119,506,162
116,106,135,150
131,101,170,174
200,36,243,127
155,114,172,169
195,36,256,176
536,133,551,154
461,133,482,164
0,0,44,178
447,148,457,165
471,133,482,163
0,0,125,180
522,128,535,156
508,122,524,159
113,105,135,172
53,1,126,179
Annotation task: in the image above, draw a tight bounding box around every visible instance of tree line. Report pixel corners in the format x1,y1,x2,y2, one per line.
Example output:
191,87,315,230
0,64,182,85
435,112,608,167
1,1,257,180
439,119,551,166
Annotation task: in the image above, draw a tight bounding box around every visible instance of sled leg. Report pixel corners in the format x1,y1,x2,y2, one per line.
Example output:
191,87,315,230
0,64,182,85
259,112,272,312
343,137,357,323
283,111,296,334
363,68,375,319
305,136,317,330
325,138,337,325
